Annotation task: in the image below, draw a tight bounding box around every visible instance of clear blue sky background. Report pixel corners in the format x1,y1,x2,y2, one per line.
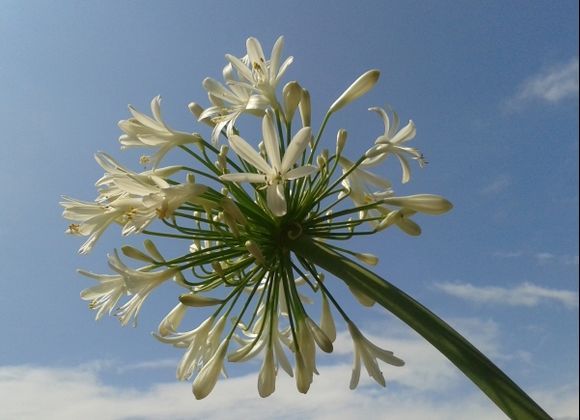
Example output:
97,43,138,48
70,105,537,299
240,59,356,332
0,1,578,419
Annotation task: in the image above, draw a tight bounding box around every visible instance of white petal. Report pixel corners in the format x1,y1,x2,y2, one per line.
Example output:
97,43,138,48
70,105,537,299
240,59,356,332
349,346,362,390
262,113,281,169
258,345,276,397
396,153,412,184
267,184,286,217
225,54,253,83
220,173,267,184
150,96,169,130
192,339,228,399
228,135,272,174
320,294,336,343
369,106,390,135
269,36,284,83
284,165,317,180
389,120,416,145
246,37,265,66
281,127,312,171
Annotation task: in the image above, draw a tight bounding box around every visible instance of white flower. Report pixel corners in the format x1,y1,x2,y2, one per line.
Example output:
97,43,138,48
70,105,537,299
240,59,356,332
347,322,404,389
108,250,177,326
61,196,142,254
94,152,181,202
77,269,128,320
118,96,202,167
338,157,393,220
200,64,269,145
226,36,293,105
364,107,424,183
220,112,316,216
155,316,214,378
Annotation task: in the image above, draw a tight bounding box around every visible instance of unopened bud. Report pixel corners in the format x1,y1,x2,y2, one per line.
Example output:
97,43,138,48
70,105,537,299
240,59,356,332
221,197,247,225
354,252,379,266
383,194,453,215
211,261,224,277
121,245,156,263
336,129,347,155
179,293,223,307
143,239,164,261
349,285,375,307
299,89,311,127
329,70,380,113
245,240,265,265
283,81,302,123
186,173,195,184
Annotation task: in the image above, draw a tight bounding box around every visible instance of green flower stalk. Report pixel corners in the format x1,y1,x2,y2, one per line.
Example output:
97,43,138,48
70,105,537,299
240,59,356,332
62,36,550,418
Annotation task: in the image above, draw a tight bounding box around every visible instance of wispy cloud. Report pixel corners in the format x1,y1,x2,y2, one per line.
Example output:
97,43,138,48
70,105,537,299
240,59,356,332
535,252,580,266
436,282,579,309
504,57,579,111
492,250,579,266
480,175,511,195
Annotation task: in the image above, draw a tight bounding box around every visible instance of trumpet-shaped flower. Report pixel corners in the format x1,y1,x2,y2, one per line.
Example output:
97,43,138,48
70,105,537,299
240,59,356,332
200,64,270,145
226,36,293,105
118,96,202,167
347,321,404,389
77,270,128,320
364,107,425,183
220,112,316,216
108,250,177,326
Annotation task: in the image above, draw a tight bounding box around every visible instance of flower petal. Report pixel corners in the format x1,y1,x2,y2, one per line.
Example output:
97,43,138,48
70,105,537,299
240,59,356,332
220,173,267,184
228,135,272,174
267,184,286,217
285,165,317,180
262,113,281,169
281,127,312,172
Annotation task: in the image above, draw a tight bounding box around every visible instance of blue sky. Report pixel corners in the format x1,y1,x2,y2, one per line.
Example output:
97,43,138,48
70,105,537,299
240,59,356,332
0,1,578,419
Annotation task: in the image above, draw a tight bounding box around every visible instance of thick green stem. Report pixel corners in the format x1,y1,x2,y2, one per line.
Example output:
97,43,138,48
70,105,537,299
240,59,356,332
289,236,551,420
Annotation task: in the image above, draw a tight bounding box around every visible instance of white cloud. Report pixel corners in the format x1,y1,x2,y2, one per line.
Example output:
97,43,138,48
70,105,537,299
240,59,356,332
436,282,579,309
1,319,576,420
505,57,579,110
0,360,576,420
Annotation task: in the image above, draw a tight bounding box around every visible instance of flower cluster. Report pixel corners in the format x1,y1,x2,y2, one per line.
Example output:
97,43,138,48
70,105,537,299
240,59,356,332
62,36,451,399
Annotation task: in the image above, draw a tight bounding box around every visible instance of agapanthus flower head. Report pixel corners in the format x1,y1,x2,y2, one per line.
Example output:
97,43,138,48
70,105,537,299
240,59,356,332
62,36,451,399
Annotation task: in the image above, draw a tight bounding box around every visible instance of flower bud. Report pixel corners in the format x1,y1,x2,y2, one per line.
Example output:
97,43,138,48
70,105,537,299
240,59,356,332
329,70,380,113
354,252,379,266
121,245,156,263
179,293,223,307
193,339,228,399
336,129,347,155
299,89,311,127
245,240,265,265
383,194,453,215
283,81,302,123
